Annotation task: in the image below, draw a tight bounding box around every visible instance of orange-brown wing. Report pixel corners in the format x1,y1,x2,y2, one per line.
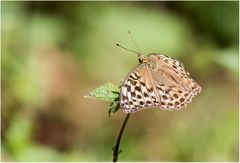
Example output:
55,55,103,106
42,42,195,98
147,54,202,110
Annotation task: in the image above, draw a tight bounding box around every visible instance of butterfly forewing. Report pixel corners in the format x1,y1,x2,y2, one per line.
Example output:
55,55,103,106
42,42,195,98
120,53,202,113
120,64,160,113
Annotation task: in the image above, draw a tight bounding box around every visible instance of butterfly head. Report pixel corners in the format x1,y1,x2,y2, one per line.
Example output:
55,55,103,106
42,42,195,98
116,43,149,64
138,54,148,64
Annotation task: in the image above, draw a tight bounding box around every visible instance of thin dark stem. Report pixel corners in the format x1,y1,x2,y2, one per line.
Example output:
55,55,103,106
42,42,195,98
112,113,131,162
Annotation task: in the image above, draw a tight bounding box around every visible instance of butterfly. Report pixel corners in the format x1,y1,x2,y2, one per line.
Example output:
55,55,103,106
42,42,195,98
118,44,202,114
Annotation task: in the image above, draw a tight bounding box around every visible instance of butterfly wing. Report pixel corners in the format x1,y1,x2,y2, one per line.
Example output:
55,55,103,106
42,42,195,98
120,54,202,113
147,54,202,110
120,64,161,113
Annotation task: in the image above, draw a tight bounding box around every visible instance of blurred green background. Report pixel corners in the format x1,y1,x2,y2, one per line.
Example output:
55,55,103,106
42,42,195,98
1,1,239,162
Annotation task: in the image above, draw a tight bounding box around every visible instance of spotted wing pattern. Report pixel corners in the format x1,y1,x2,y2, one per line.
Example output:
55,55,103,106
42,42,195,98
120,53,202,113
120,64,160,113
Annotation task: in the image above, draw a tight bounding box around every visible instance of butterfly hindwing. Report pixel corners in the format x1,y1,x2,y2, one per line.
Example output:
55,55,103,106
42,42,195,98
149,54,201,110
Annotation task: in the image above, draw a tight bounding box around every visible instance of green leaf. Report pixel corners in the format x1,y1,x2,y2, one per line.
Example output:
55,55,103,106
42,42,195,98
85,82,120,101
108,97,120,116
85,82,121,115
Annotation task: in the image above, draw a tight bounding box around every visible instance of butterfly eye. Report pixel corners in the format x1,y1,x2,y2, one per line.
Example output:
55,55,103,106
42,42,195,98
138,55,146,63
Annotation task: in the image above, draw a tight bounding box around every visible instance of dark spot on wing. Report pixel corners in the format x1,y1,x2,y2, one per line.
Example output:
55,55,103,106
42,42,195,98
146,101,151,104
127,86,131,92
148,87,154,93
151,96,156,100
140,81,146,86
143,92,148,97
133,72,140,77
180,98,185,102
122,96,128,101
174,70,179,74
131,92,136,97
156,86,163,91
135,86,141,92
165,89,170,94
129,79,137,85
130,73,140,80
164,60,169,63
139,101,144,105
168,103,173,107
173,94,178,98
162,95,167,100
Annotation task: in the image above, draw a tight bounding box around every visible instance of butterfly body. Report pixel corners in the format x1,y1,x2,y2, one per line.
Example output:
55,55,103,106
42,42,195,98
120,53,201,113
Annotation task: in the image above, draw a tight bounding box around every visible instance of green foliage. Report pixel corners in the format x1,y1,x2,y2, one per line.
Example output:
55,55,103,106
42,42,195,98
108,97,120,116
85,82,121,115
5,113,33,154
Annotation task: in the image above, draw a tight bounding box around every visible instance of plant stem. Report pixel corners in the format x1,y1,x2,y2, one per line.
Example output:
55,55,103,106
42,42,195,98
112,113,131,162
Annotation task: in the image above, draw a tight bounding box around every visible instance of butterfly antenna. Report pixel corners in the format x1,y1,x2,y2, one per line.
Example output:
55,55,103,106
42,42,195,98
128,31,142,53
116,43,140,56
